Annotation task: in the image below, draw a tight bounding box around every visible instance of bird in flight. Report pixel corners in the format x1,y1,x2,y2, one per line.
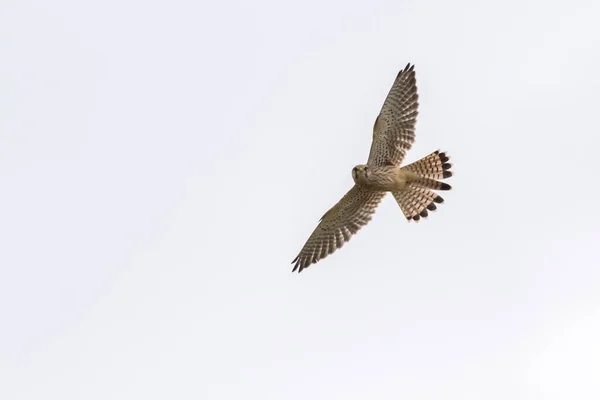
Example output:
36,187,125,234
292,63,453,273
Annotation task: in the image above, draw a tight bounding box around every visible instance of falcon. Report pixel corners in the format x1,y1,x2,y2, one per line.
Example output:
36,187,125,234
292,64,453,273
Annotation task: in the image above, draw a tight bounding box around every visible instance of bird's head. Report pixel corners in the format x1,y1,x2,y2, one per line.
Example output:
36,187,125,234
352,164,370,184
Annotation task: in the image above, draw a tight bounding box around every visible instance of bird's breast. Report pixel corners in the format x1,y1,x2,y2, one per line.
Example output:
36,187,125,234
363,167,409,191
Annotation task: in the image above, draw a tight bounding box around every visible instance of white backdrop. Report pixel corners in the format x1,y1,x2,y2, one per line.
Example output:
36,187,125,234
1,0,599,398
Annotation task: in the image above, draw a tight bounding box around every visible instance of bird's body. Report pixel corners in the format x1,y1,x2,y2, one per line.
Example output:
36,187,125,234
352,164,416,192
292,63,454,273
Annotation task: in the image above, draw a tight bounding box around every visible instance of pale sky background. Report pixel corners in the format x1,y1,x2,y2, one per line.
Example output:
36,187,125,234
1,0,600,399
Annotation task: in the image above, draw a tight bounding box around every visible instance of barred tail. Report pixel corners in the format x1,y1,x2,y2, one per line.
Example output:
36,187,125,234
402,150,453,180
394,150,453,222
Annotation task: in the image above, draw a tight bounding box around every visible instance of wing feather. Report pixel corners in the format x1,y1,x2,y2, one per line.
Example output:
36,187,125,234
367,63,419,167
291,186,386,272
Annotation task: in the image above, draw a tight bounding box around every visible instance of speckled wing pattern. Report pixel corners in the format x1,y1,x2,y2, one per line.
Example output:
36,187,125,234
367,63,419,167
291,186,386,273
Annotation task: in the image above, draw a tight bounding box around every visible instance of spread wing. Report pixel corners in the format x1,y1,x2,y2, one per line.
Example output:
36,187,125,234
291,186,386,273
367,63,419,167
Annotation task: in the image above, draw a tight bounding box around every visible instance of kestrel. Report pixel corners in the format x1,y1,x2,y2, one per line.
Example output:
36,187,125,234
292,63,453,273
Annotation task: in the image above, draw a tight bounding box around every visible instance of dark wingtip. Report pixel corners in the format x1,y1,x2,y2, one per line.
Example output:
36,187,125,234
427,203,437,211
440,182,452,190
443,170,453,179
419,209,428,218
442,163,452,170
412,214,420,222
440,155,450,163
397,63,414,78
291,256,301,272
434,195,444,203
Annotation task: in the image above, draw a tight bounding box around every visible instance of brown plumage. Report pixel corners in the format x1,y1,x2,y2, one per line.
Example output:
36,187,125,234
292,64,454,273
401,150,453,180
392,151,453,222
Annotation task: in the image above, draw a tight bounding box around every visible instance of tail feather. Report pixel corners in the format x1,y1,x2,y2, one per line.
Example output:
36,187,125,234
393,186,444,222
402,150,453,180
410,177,452,191
394,150,453,222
